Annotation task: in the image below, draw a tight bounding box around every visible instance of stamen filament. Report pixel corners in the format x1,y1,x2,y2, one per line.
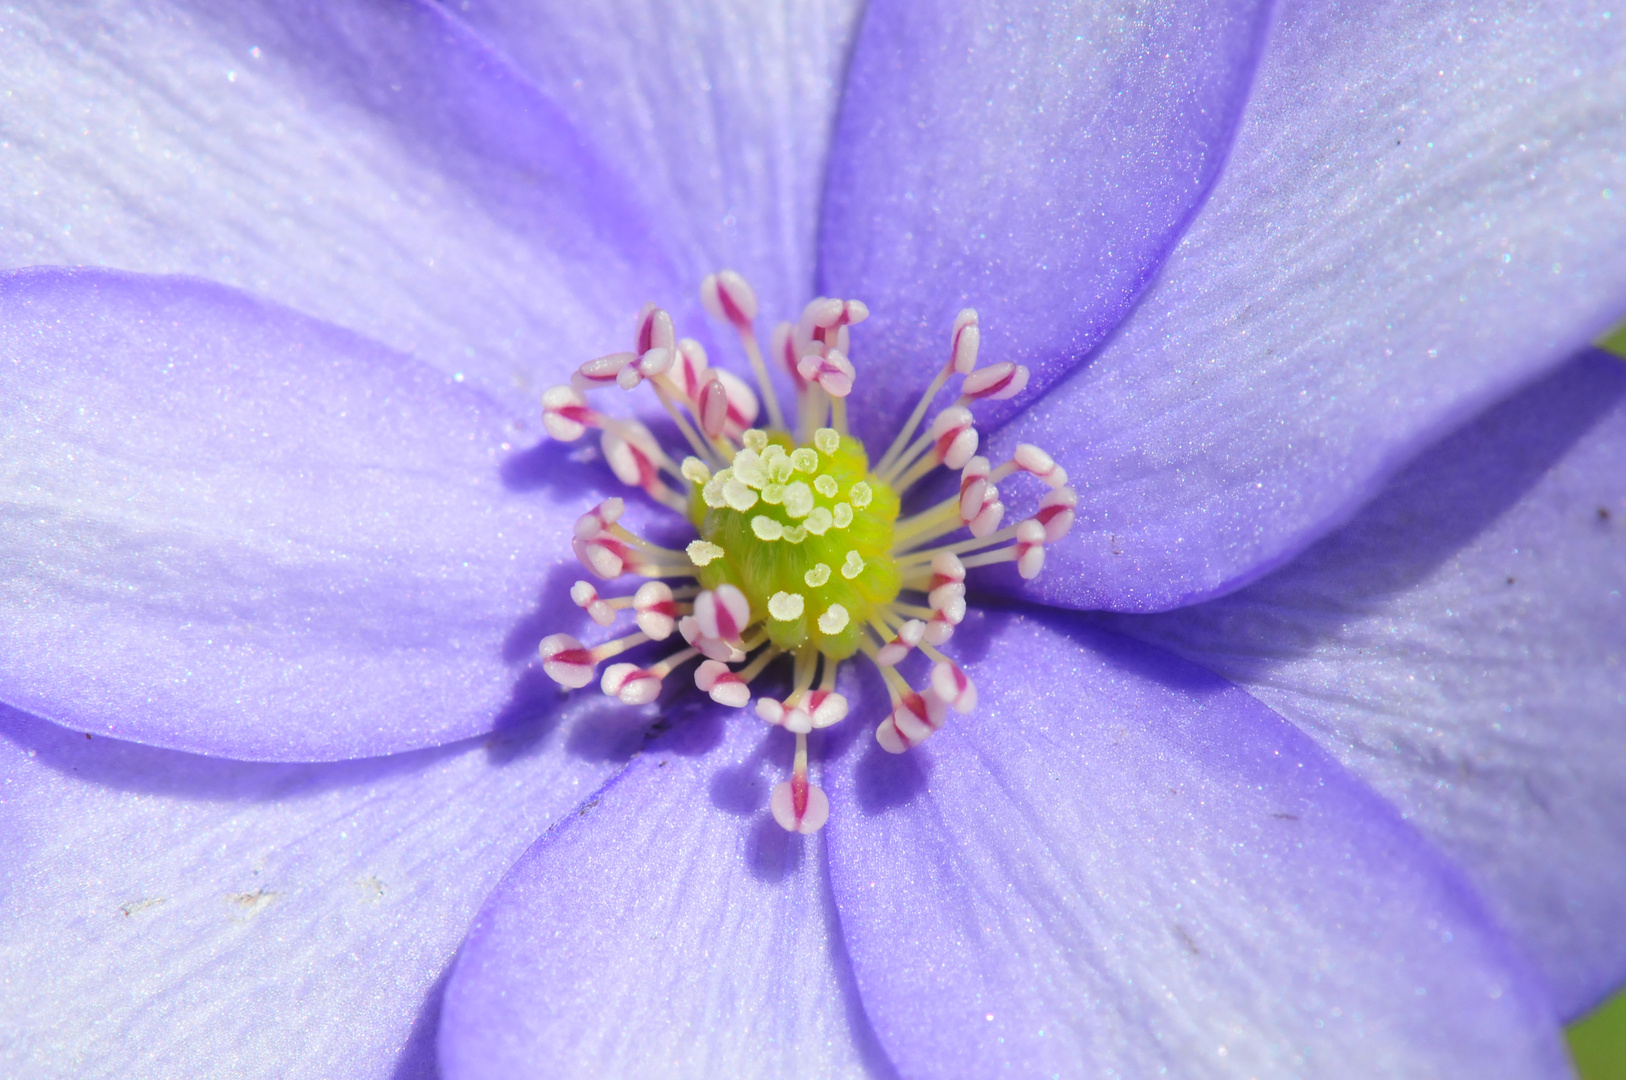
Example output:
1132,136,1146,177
737,328,787,433
875,363,953,476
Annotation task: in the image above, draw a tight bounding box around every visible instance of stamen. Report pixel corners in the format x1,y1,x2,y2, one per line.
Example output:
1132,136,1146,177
770,731,829,834
702,271,785,433
875,308,979,474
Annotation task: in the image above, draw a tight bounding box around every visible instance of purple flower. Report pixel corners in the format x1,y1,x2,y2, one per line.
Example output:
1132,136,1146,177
0,1,1622,1077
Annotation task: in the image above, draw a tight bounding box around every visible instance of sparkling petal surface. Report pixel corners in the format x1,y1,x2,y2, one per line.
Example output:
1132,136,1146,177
0,268,614,760
439,706,890,1080
0,0,673,414
1111,349,1626,1020
446,0,865,331
823,0,1272,441
824,609,1569,1078
0,697,638,1080
1001,0,1626,611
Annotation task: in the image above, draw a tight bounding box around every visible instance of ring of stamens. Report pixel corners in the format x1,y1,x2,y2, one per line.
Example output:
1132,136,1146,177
537,269,1074,834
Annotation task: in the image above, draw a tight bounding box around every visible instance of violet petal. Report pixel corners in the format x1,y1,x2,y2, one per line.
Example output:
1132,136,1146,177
999,1,1626,611
445,0,866,330
824,0,1272,442
0,268,614,761
0,697,634,1080
438,704,891,1079
824,609,1569,1078
0,0,675,414
1111,348,1626,1020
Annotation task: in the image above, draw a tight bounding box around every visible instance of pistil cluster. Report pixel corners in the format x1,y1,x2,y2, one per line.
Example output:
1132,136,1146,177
537,271,1075,833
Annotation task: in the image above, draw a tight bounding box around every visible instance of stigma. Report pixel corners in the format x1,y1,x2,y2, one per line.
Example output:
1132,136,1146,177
537,271,1075,833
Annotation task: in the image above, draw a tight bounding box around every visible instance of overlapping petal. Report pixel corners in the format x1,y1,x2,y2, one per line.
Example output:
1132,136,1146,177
0,268,614,760
0,0,674,413
1111,349,1626,1019
823,0,1273,442
439,705,889,1080
1000,0,1626,611
0,696,637,1080
445,0,865,330
824,609,1569,1078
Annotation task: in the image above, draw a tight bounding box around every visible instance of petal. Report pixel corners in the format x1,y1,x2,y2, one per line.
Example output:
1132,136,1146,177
1000,1,1626,611
823,0,1273,441
445,0,866,328
439,705,890,1080
1109,348,1626,1019
0,268,617,761
0,695,636,1080
0,0,675,414
824,609,1570,1078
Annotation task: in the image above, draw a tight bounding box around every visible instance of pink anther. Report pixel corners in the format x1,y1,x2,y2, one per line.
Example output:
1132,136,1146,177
799,297,846,335
927,406,978,468
637,344,674,379
770,776,830,834
700,271,759,329
875,691,947,753
539,633,596,689
1015,518,1047,579
632,581,678,640
570,581,616,627
929,660,977,713
1013,443,1069,488
670,338,710,405
694,584,750,642
573,498,625,540
1035,486,1077,542
573,351,637,392
600,662,663,705
961,361,1030,402
801,690,849,728
924,592,966,647
715,368,760,434
771,322,810,390
694,659,751,708
572,534,634,580
678,615,745,663
950,309,980,375
635,304,676,357
927,578,966,615
796,349,856,398
699,372,730,439
602,428,660,492
541,385,596,442
876,619,927,667
930,552,966,587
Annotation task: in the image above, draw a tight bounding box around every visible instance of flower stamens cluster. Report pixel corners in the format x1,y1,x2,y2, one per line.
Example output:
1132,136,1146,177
537,271,1075,832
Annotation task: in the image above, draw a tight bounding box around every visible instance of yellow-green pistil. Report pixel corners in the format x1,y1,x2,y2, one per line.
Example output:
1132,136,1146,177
685,426,900,659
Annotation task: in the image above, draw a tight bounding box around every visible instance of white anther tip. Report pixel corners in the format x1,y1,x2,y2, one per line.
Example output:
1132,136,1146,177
539,633,594,689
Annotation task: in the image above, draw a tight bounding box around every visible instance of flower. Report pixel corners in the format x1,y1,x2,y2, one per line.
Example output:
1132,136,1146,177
0,2,1622,1079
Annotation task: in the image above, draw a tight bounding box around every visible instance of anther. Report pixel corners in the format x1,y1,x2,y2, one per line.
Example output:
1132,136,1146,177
927,406,979,470
950,309,980,375
570,581,616,627
633,581,679,640
572,352,638,391
600,662,663,705
1009,443,1070,488
959,361,1029,402
929,660,977,713
542,385,595,441
700,271,759,329
770,731,829,834
694,659,751,708
699,373,730,440
1035,486,1078,542
876,619,926,667
694,584,751,643
797,349,856,397
539,633,596,688
1015,518,1047,579
876,691,947,753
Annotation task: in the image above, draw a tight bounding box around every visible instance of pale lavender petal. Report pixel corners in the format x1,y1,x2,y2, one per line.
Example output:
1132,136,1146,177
0,695,635,1080
1000,0,1626,611
1110,349,1626,1019
0,268,617,761
446,0,865,330
824,610,1569,1078
0,0,674,415
823,0,1272,441
439,707,891,1080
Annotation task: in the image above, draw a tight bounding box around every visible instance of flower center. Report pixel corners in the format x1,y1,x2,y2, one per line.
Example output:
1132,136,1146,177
686,427,898,661
535,271,1075,835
